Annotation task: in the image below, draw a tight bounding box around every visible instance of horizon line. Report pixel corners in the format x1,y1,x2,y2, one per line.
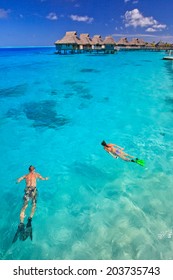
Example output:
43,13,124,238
0,45,55,49
111,33,173,39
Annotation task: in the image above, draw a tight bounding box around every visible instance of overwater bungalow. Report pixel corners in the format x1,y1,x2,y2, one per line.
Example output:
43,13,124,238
116,37,129,47
137,39,146,47
102,36,117,53
79,33,92,51
145,42,155,49
155,41,165,48
128,38,146,49
54,31,80,54
91,35,104,51
153,41,173,51
54,31,173,54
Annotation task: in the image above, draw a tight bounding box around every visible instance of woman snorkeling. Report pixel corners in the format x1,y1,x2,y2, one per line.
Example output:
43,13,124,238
101,140,145,166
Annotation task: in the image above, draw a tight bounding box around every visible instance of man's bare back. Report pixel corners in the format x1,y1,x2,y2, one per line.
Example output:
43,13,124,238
17,171,48,188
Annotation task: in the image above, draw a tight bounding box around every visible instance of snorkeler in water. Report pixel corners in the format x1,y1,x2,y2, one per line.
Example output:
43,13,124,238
101,140,145,166
12,165,48,243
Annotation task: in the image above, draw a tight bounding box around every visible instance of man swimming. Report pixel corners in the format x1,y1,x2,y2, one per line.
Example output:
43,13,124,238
12,165,48,243
101,140,145,166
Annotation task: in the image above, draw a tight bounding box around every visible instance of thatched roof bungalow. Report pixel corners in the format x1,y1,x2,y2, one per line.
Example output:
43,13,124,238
91,35,104,50
55,31,81,53
155,40,173,50
128,38,146,48
145,42,155,49
155,40,166,49
102,36,116,53
79,33,92,50
137,39,146,46
103,36,116,47
116,37,129,47
103,36,116,45
129,38,145,47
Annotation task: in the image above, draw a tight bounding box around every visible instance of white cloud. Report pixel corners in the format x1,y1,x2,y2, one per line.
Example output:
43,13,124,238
124,0,139,3
146,24,167,32
125,9,156,27
0,8,10,19
46,12,58,20
146,28,157,32
153,24,167,29
70,14,94,23
124,9,167,32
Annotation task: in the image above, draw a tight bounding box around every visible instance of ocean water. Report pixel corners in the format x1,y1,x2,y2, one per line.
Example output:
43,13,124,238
0,47,173,260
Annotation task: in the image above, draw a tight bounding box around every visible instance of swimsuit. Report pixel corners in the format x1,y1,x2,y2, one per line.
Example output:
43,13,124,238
111,149,121,156
23,187,37,204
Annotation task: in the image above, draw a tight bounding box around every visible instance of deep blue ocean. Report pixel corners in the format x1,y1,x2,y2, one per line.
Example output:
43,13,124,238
0,47,173,260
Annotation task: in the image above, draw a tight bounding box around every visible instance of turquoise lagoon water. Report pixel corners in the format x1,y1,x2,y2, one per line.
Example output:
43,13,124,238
0,47,173,260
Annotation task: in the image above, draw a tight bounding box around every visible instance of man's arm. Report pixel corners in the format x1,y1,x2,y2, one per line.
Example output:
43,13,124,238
17,175,26,183
36,173,49,180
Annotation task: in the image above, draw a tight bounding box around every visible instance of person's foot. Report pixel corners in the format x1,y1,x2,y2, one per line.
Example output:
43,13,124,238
27,217,32,227
19,223,25,241
23,217,32,241
12,223,25,243
18,222,24,229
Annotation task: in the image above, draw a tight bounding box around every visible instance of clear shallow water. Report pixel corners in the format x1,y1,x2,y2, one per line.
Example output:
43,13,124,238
0,47,173,260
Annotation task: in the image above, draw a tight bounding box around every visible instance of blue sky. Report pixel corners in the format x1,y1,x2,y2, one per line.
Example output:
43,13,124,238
0,0,173,46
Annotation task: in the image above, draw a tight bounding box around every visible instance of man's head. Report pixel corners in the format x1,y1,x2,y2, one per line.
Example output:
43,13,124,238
101,140,108,147
29,165,35,172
